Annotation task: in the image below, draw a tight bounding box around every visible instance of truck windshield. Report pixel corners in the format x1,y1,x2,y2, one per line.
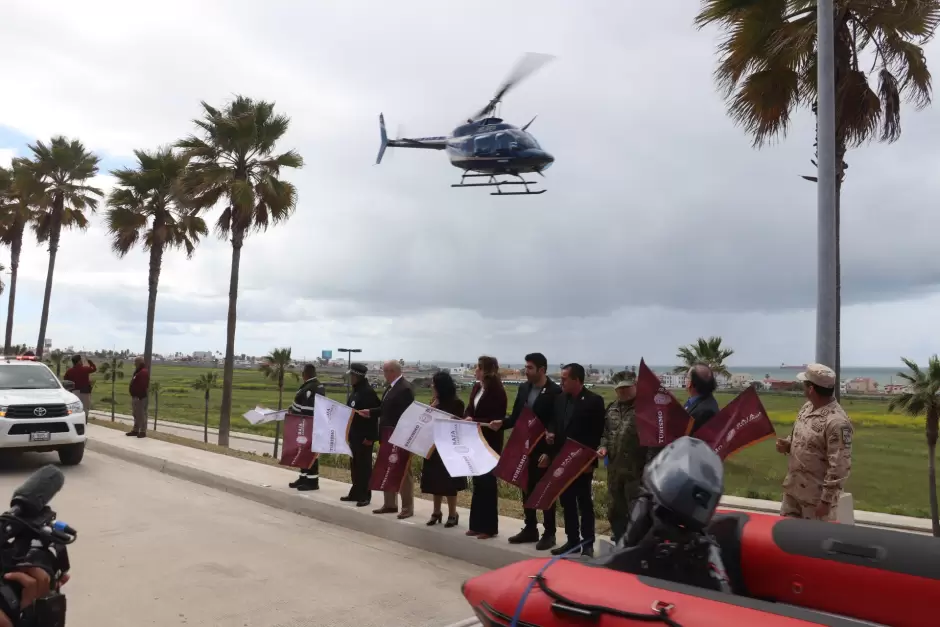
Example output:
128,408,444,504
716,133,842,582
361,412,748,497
0,365,61,390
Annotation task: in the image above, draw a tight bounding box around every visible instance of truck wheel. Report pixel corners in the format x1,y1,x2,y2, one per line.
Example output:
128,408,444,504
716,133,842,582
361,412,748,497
58,443,85,466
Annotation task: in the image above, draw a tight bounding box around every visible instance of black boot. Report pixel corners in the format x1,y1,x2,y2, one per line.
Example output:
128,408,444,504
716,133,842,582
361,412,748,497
550,539,582,556
297,477,319,491
507,526,540,545
289,475,305,489
535,532,557,551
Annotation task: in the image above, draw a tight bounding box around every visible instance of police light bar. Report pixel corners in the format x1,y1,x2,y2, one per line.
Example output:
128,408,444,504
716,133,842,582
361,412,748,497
8,355,38,361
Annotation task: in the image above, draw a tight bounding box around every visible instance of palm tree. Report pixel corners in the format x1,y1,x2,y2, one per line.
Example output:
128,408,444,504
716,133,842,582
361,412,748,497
673,336,734,379
107,147,208,371
192,371,220,444
0,162,42,353
45,349,66,377
177,96,303,447
889,356,940,537
98,357,125,421
695,1,939,391
151,381,162,431
259,347,293,457
16,137,102,358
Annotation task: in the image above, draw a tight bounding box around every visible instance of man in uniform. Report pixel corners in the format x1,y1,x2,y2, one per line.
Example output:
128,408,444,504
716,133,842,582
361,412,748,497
288,364,326,492
489,352,562,551
342,363,381,507
776,363,853,521
597,370,647,543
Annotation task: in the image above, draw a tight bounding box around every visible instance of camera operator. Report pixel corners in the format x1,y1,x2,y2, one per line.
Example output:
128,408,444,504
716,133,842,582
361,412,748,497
0,568,69,627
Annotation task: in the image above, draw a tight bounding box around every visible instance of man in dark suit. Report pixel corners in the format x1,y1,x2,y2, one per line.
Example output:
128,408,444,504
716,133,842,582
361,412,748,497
343,363,382,507
489,352,562,550
543,363,606,557
685,363,720,434
356,360,416,519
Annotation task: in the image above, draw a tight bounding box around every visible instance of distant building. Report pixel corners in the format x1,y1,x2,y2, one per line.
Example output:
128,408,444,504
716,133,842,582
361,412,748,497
727,373,752,388
883,384,910,395
656,372,686,389
192,351,213,360
845,377,878,394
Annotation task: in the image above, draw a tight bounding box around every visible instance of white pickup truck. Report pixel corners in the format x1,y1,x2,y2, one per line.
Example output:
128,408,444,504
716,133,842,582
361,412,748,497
0,355,87,465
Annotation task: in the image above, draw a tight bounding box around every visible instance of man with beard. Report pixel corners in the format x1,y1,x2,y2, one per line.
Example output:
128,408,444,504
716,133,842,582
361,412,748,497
489,352,562,551
288,364,326,491
597,370,646,542
342,363,381,507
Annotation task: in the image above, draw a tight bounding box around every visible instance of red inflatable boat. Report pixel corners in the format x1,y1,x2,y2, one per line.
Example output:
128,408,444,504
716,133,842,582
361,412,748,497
462,510,940,627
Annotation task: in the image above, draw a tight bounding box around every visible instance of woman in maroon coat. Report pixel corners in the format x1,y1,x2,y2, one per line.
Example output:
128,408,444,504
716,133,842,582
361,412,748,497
421,371,467,528
464,355,507,539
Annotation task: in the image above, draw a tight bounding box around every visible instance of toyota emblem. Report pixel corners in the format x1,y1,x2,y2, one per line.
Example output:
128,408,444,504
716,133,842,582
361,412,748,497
33,407,47,417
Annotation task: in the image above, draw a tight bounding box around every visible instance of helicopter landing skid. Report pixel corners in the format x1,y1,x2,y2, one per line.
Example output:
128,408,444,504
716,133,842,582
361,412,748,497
451,173,545,195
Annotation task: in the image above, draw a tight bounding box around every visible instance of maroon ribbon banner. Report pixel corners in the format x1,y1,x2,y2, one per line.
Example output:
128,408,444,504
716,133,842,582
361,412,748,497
634,359,693,447
693,386,776,459
279,413,319,469
494,407,546,488
524,439,596,510
369,426,412,492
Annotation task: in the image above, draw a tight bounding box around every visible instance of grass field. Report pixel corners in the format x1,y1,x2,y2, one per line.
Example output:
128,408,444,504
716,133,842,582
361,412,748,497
91,364,934,518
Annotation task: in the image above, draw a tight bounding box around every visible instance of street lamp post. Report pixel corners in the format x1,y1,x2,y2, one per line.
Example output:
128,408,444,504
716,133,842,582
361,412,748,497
337,348,362,396
816,0,839,396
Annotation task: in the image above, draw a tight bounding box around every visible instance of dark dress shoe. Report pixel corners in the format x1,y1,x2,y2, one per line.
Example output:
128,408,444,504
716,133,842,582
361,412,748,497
581,545,595,558
535,533,557,551
373,506,398,515
550,540,582,556
444,514,459,528
355,500,371,507
136,432,147,438
126,431,138,437
507,527,540,544
340,495,357,502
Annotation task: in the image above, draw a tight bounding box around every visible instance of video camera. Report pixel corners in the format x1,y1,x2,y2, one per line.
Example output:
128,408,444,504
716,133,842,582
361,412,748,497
0,465,75,627
597,437,731,593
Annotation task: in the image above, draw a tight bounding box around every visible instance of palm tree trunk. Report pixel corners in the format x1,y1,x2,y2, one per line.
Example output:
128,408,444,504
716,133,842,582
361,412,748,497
4,234,22,354
274,385,283,458
217,228,244,448
927,410,939,537
110,373,116,421
204,392,209,444
36,200,63,359
143,243,163,372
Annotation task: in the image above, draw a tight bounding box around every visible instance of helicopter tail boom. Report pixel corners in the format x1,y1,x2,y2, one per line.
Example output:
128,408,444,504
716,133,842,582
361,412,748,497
376,113,448,165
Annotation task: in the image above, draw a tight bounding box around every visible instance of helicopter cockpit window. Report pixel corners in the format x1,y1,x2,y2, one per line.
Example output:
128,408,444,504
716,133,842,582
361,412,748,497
495,132,515,152
509,130,539,149
473,133,496,156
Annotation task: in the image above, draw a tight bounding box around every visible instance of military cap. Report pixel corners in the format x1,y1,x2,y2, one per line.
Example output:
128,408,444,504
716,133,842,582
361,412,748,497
796,363,836,388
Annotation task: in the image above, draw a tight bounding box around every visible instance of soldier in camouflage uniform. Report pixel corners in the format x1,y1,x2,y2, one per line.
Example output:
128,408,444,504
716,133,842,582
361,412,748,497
598,370,648,542
776,363,853,521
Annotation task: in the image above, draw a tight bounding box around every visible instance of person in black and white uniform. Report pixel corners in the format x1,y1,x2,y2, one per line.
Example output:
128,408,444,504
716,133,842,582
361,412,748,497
288,364,326,491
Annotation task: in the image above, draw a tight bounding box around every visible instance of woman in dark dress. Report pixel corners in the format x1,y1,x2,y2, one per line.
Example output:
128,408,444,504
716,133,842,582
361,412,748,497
421,371,467,528
464,355,507,540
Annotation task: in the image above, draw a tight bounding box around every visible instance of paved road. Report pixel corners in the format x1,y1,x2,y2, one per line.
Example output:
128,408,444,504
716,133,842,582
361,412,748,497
0,452,483,626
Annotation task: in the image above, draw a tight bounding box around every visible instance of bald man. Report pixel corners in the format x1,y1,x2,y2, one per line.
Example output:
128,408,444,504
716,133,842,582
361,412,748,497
357,361,416,519
685,363,720,434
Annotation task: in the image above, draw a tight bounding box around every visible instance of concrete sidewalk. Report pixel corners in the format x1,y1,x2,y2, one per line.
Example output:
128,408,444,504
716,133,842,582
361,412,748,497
89,410,934,535
86,424,549,571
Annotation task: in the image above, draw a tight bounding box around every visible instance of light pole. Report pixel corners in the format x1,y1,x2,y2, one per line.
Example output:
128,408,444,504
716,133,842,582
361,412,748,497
337,348,362,396
816,0,839,395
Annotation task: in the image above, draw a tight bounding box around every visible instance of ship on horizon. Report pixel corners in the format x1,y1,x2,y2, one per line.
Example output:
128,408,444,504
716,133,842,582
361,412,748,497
780,363,808,369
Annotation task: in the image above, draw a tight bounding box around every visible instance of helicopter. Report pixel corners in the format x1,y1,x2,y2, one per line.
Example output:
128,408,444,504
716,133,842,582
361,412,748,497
376,53,556,196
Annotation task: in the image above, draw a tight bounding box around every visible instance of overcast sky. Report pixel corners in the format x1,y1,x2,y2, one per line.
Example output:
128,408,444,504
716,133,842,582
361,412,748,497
1,0,939,368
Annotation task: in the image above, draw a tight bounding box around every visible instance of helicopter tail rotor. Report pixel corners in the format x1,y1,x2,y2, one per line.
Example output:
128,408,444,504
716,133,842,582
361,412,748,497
376,113,389,165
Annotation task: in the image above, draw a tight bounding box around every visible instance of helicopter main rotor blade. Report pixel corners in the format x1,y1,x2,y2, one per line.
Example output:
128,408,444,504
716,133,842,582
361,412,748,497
472,52,555,120
521,114,538,131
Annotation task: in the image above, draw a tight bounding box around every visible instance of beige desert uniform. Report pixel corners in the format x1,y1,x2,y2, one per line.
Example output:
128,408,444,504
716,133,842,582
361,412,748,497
781,365,853,521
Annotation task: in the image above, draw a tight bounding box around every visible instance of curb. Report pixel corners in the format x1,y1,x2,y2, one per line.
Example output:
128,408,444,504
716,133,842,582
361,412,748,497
88,411,275,445
86,438,541,572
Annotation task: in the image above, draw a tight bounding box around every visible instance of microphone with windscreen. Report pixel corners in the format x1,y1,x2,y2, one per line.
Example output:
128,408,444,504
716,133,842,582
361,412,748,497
10,465,66,518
